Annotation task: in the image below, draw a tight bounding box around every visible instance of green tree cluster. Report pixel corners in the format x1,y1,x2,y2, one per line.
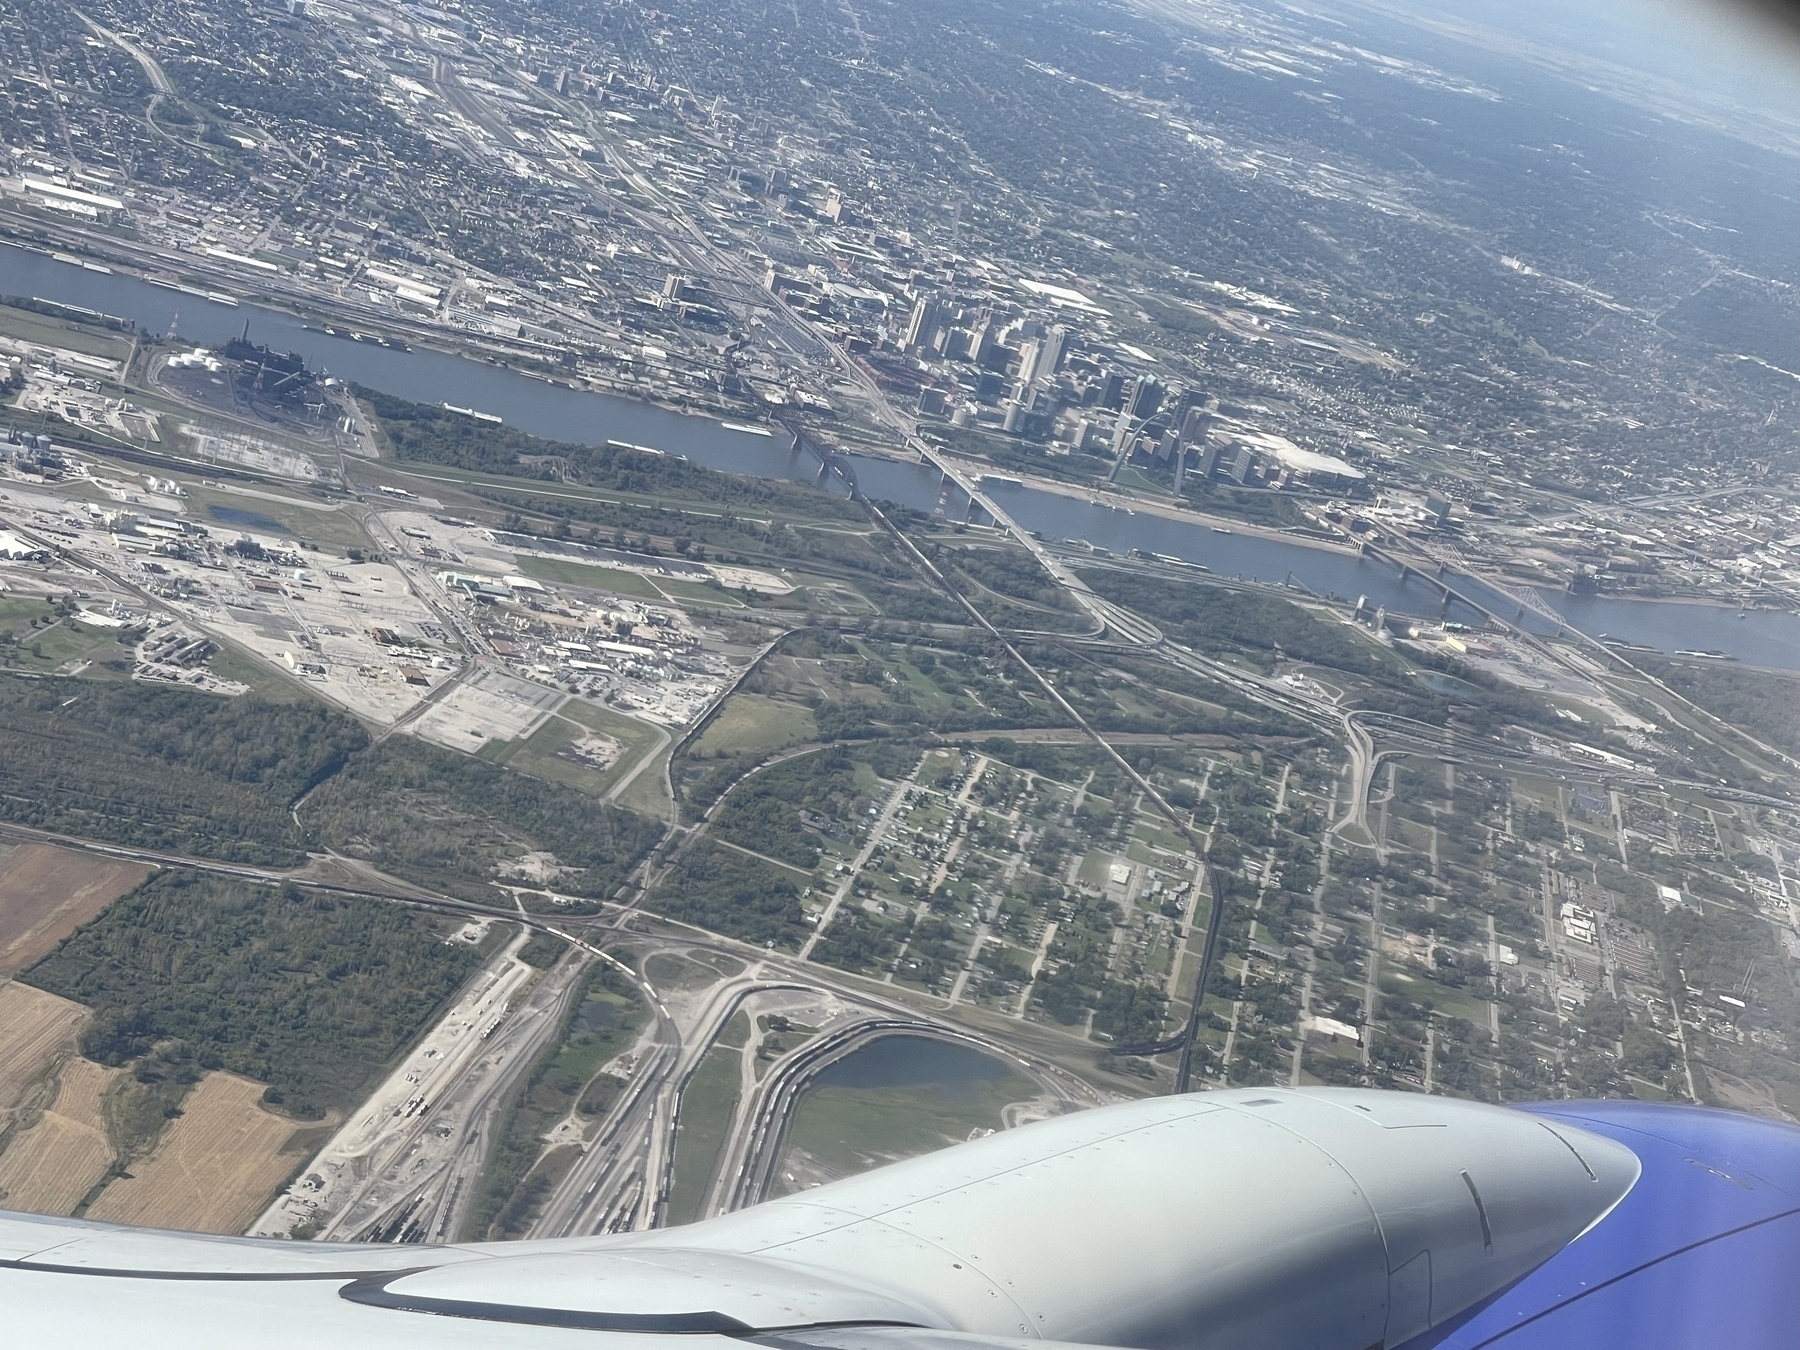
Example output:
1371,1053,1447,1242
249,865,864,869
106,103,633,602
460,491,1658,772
303,738,662,905
26,871,489,1118
0,676,365,865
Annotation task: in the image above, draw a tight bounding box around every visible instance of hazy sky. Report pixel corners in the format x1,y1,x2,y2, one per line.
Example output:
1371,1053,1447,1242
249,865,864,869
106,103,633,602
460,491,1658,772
1369,0,1800,115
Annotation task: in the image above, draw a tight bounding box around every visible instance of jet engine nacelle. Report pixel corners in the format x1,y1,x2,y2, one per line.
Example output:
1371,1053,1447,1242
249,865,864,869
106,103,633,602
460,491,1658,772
355,1088,1639,1350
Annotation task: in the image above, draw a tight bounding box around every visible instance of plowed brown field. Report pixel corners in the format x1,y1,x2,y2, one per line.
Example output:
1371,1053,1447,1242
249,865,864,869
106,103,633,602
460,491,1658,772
85,1072,302,1233
0,1057,119,1214
0,982,87,1115
0,844,150,975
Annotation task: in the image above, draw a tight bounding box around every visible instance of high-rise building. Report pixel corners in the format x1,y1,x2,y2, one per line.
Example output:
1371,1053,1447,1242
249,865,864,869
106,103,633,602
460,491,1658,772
966,318,993,366
1221,443,1256,485
1017,338,1044,385
1110,410,1136,456
1019,325,1066,386
977,326,1011,372
1178,394,1218,450
904,295,944,352
1195,436,1223,480
1129,376,1165,420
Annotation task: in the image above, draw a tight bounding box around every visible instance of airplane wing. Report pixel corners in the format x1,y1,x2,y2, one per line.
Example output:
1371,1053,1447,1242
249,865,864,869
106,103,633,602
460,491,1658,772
2,1087,1793,1350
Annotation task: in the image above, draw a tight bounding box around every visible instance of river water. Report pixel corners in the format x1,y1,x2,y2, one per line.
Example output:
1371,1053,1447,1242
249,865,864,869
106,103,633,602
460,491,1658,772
0,243,810,478
9,243,1799,668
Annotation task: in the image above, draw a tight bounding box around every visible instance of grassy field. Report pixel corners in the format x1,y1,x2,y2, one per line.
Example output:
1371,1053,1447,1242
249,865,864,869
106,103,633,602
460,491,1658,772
0,983,87,1117
85,1071,304,1233
0,607,127,677
0,303,134,362
653,577,745,608
493,696,665,800
771,1040,1035,1194
717,1011,752,1049
692,693,817,758
204,638,314,701
0,845,151,976
644,953,729,993
0,597,58,640
509,554,749,609
181,485,370,554
612,738,675,820
1385,971,1495,1026
665,1045,741,1226
513,554,663,599
492,713,619,795
0,1056,119,1215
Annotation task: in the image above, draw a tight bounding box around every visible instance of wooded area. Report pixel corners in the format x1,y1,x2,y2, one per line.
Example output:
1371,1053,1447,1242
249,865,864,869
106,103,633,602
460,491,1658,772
24,871,492,1119
355,386,862,520
644,841,811,949
302,738,663,906
0,676,366,865
1640,656,1800,759
710,747,874,870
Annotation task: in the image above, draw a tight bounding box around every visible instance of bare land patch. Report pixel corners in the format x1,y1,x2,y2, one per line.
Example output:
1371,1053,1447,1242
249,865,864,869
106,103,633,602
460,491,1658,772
0,982,87,1116
0,1057,119,1214
0,845,152,975
85,1072,305,1233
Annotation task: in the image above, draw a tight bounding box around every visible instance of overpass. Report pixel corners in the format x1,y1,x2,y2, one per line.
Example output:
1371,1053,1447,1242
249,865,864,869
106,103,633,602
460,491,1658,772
914,445,1162,645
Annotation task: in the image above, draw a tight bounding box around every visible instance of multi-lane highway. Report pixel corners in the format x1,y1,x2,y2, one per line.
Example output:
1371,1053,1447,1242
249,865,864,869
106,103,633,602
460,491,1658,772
250,934,593,1242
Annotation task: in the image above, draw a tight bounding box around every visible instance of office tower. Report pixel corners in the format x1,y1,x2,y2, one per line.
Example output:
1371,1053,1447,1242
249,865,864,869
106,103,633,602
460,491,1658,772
1017,338,1044,385
905,295,944,352
1178,394,1217,450
1036,325,1065,382
1129,375,1165,420
1111,410,1135,456
1018,324,1066,386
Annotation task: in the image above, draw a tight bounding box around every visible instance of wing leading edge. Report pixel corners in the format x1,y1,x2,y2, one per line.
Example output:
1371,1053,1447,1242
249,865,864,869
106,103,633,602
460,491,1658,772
3,1087,1660,1350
